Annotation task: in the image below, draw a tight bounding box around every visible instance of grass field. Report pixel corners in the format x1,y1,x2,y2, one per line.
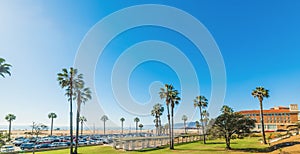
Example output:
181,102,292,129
33,137,270,154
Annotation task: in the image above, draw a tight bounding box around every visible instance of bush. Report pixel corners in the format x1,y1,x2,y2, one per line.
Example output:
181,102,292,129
249,133,262,137
230,134,238,139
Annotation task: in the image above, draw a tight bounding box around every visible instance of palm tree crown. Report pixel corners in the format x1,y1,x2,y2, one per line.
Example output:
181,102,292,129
80,116,87,123
0,58,11,78
101,115,109,122
48,113,57,119
194,96,208,108
251,87,269,102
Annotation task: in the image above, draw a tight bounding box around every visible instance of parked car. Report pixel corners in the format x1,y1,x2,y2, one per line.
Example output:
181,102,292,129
20,143,35,150
0,145,15,152
35,143,51,149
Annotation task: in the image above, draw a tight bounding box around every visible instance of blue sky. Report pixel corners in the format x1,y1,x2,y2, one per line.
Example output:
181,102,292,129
1,1,300,130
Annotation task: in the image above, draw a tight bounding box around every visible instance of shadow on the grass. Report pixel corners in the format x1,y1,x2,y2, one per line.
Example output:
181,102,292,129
232,141,300,153
135,141,300,153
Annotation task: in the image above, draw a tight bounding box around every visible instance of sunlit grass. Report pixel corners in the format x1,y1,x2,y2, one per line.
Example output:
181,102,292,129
33,137,269,154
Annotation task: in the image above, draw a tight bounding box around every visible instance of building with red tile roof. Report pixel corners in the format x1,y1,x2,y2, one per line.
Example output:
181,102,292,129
239,104,300,132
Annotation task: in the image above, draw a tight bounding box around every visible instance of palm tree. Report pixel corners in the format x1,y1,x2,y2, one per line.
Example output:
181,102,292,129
195,121,200,134
159,84,180,149
48,113,57,136
194,95,208,144
79,116,87,135
134,117,140,134
182,115,188,134
151,103,164,136
0,58,11,78
5,114,16,141
74,85,91,154
57,67,83,154
252,86,269,144
120,117,125,135
101,115,109,135
202,110,209,128
139,124,143,132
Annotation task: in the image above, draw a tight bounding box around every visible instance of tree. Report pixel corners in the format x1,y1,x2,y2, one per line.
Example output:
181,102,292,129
195,121,200,134
79,116,87,135
159,84,180,149
134,117,140,134
0,58,11,78
182,115,188,134
210,105,255,149
194,95,208,144
101,115,108,135
202,110,210,128
120,117,125,135
57,67,83,154
48,113,57,136
32,122,48,137
139,124,143,132
5,114,16,141
252,87,269,144
151,103,164,136
74,85,91,154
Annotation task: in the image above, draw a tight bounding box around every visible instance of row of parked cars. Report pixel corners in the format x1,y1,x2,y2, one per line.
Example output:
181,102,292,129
1,133,153,152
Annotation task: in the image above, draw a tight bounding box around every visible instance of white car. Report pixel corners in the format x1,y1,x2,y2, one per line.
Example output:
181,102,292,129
1,145,15,152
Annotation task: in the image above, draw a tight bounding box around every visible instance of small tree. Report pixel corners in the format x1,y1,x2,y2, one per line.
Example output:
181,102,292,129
182,115,188,134
101,115,108,135
134,117,140,134
5,114,16,141
79,116,87,135
210,105,256,149
32,123,48,137
195,121,200,134
48,113,57,136
139,124,143,132
120,117,125,134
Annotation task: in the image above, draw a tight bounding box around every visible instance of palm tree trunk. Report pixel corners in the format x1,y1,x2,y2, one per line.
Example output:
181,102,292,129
81,121,83,135
200,107,206,144
259,100,267,144
156,116,159,136
50,118,53,136
8,121,11,141
158,116,162,136
69,77,73,154
104,121,106,135
166,105,172,149
171,106,174,149
74,107,80,154
183,120,186,134
121,122,123,134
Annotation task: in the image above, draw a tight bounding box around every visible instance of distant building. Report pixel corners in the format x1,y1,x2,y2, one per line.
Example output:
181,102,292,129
239,104,300,132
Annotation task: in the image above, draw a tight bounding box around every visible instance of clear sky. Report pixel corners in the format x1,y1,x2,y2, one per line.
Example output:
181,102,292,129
1,1,300,130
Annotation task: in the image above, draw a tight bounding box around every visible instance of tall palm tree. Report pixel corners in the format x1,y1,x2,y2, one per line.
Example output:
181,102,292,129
48,113,57,136
134,117,140,134
5,114,16,141
120,117,125,135
74,85,91,154
252,86,269,144
57,67,83,154
159,84,180,149
0,58,11,78
194,95,208,144
79,116,87,135
151,103,164,136
101,115,109,135
182,115,188,134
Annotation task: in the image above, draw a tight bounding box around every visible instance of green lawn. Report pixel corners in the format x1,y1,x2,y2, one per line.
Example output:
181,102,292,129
33,137,269,154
